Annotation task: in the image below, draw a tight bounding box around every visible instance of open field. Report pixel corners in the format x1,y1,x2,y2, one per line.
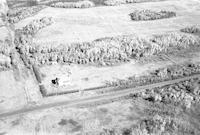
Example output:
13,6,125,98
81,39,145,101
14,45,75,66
14,0,200,44
1,0,200,134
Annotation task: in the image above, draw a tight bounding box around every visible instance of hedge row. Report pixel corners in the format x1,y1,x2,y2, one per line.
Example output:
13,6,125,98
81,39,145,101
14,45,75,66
130,10,176,21
50,1,95,8
14,17,54,67
104,0,166,6
181,25,200,34
7,5,46,23
16,32,200,66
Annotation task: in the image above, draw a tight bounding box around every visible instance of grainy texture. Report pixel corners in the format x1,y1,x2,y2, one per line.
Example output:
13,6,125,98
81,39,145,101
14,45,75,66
104,0,167,6
7,5,46,24
181,25,200,34
107,63,200,87
130,10,176,21
0,0,14,70
50,0,95,8
16,31,200,66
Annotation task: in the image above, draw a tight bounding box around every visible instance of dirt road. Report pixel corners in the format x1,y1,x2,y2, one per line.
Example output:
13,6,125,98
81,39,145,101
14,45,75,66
0,74,200,119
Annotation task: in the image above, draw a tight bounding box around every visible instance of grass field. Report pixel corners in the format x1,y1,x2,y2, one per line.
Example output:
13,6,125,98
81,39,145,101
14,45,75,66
1,0,200,134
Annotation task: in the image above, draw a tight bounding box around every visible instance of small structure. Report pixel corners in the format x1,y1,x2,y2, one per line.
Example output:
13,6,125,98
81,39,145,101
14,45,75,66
51,75,71,87
52,78,59,85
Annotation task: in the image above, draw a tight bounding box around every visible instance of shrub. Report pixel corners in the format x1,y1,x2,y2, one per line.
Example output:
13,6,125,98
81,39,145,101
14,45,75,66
0,41,12,56
104,0,166,6
126,0,165,3
107,62,200,87
0,54,11,70
0,38,14,70
180,25,200,34
104,0,126,6
130,10,176,21
15,17,53,48
17,32,200,66
14,17,53,68
50,0,95,8
22,17,53,36
151,32,200,51
7,5,46,23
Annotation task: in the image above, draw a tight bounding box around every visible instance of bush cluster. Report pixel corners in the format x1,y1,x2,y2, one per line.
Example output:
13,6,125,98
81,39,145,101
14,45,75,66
16,30,200,66
14,17,54,67
7,5,46,23
0,40,12,56
181,25,200,34
50,1,95,8
151,32,199,51
130,10,176,21
22,17,53,36
104,0,126,6
0,36,14,70
0,54,12,71
99,115,187,135
107,62,200,87
104,0,166,6
136,78,199,108
15,17,53,47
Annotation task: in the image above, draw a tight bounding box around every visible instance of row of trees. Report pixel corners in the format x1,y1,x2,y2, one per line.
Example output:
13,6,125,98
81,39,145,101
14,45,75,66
50,0,95,8
130,10,176,21
17,31,200,66
8,5,46,23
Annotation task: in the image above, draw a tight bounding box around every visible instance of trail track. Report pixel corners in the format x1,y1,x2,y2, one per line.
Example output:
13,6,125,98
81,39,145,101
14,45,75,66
0,74,200,119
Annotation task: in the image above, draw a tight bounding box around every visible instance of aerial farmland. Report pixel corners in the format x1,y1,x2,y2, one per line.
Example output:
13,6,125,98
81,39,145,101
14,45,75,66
0,0,200,134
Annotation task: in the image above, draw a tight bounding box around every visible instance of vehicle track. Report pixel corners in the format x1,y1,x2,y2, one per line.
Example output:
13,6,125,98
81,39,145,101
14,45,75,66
0,74,200,119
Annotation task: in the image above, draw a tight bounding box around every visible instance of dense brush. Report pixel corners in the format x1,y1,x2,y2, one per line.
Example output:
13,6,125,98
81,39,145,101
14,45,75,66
16,30,200,66
7,5,46,23
50,1,95,8
104,0,166,6
181,25,200,34
130,10,176,21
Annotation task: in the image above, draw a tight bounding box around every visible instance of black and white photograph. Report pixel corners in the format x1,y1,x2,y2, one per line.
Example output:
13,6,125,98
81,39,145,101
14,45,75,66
0,0,200,134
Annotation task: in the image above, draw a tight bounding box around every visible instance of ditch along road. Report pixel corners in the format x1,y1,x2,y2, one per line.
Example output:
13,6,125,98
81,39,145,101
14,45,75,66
0,74,200,119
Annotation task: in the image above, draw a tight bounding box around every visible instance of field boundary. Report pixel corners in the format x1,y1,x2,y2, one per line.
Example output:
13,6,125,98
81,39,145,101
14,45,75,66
0,73,200,118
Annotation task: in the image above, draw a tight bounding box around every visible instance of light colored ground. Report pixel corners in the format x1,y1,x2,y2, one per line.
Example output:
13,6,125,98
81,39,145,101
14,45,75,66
1,0,200,111
40,51,200,95
0,99,151,135
13,0,200,95
1,97,200,135
1,0,200,134
0,68,42,113
15,0,200,45
0,71,26,112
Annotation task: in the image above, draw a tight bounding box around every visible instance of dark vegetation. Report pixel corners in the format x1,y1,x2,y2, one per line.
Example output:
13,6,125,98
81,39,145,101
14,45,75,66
98,70,200,135
7,0,167,8
181,25,200,34
15,28,200,67
104,0,167,6
134,78,200,108
50,0,95,8
7,5,46,23
7,0,38,8
22,17,53,36
130,10,176,21
0,27,14,71
7,0,105,7
107,62,200,87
